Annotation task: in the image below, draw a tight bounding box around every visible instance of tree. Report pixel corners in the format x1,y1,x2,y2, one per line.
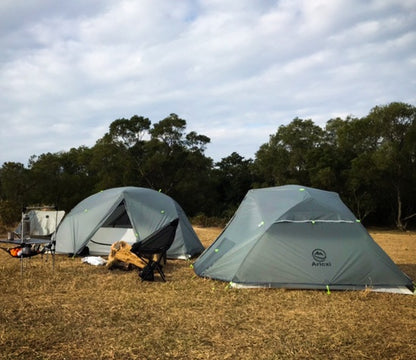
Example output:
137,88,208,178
253,140,290,187
90,139,136,190
28,147,97,211
364,102,416,229
213,152,254,217
141,114,186,193
149,113,186,149
140,114,214,216
27,152,63,206
254,118,324,187
185,131,211,152
108,115,151,148
0,162,29,224
94,115,152,189
322,116,378,221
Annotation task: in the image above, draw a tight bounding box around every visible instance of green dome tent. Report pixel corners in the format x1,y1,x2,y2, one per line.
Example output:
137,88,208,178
55,187,204,259
194,185,414,293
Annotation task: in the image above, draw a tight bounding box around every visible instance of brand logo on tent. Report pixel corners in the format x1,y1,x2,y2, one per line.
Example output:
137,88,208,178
312,249,331,267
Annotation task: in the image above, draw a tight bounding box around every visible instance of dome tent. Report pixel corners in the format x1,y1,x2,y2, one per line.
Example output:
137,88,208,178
194,185,414,293
55,187,204,259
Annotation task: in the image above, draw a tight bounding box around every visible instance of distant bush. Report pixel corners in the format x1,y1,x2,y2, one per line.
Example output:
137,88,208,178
0,223,7,235
0,200,20,228
191,214,228,228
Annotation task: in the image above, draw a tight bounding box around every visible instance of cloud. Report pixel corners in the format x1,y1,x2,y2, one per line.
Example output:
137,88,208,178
0,0,415,165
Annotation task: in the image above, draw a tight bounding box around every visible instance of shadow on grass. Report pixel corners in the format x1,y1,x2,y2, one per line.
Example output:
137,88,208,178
399,264,416,281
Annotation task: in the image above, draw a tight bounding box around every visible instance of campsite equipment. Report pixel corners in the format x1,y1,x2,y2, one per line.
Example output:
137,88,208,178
82,256,107,266
0,206,63,274
1,241,55,275
54,187,204,259
106,241,147,270
15,208,65,238
130,218,179,281
193,185,414,293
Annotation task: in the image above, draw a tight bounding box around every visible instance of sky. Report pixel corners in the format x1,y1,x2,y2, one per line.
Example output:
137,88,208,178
1,0,415,166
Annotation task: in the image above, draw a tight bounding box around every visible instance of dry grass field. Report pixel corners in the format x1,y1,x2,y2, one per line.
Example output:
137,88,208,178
0,227,415,360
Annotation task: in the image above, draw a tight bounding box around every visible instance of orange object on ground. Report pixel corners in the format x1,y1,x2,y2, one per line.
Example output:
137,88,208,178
9,247,22,257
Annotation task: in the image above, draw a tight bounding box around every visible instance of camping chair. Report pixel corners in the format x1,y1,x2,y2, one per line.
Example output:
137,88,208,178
130,218,179,282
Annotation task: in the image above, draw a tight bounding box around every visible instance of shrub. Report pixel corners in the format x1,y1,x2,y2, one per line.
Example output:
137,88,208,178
191,214,228,228
0,200,20,228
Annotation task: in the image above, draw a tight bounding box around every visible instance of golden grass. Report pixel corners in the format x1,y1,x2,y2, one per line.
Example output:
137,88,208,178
0,228,415,360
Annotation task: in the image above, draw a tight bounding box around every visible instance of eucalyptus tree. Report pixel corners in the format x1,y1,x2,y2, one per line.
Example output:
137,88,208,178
0,162,30,204
90,135,137,190
94,113,214,216
322,116,378,221
27,152,63,206
108,115,151,147
213,152,254,217
0,162,29,224
91,115,151,189
144,113,214,216
363,102,416,229
28,147,96,211
254,118,324,187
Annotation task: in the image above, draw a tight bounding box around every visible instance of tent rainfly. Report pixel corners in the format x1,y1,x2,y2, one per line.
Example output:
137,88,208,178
54,187,204,259
193,185,414,293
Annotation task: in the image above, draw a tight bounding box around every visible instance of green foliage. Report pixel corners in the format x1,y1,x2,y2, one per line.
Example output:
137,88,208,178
0,200,20,227
149,113,187,148
253,103,416,228
213,152,254,216
0,103,415,229
362,102,416,229
0,162,30,206
27,147,97,210
253,118,324,187
108,115,151,147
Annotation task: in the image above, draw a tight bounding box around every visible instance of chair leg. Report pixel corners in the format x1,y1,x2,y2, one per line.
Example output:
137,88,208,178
139,262,155,281
136,253,169,281
155,263,166,281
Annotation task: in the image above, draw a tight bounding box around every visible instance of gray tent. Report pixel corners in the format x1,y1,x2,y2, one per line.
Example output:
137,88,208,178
194,185,414,293
55,187,204,259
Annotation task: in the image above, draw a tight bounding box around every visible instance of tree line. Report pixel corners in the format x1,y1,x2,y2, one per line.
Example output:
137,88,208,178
0,102,415,230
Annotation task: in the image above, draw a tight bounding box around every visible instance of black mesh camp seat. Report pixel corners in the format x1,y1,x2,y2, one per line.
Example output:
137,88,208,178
130,218,179,281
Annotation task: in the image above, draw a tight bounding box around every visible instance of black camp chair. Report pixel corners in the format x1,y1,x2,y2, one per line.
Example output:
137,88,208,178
130,218,179,282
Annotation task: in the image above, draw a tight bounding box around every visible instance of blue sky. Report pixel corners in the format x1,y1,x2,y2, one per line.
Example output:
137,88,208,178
1,0,415,166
